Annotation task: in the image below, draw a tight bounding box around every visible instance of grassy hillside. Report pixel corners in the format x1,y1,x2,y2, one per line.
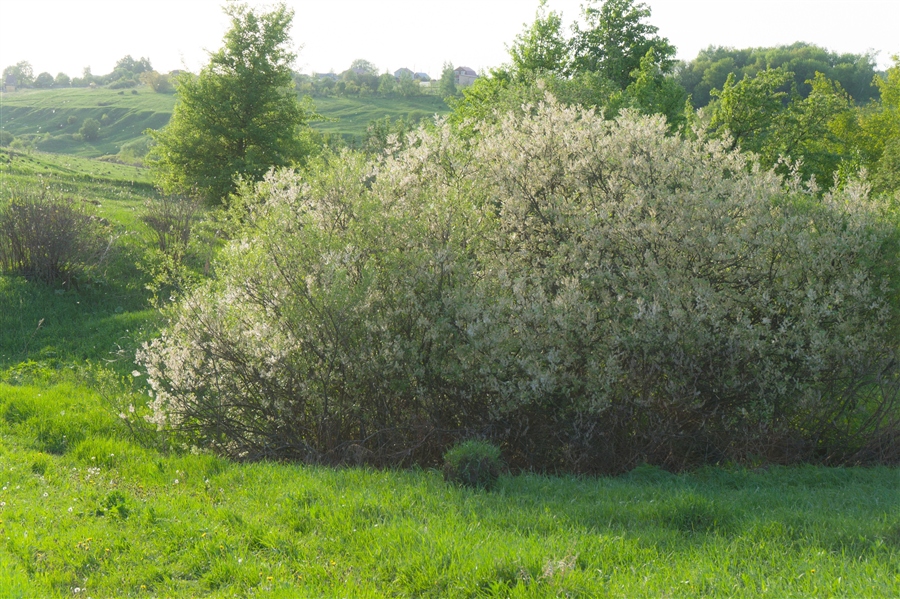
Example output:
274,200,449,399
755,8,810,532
0,88,173,158
0,87,450,157
311,95,451,143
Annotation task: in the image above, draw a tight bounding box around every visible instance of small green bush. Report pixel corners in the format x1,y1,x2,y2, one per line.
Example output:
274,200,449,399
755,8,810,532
0,130,13,147
79,117,100,141
442,440,503,490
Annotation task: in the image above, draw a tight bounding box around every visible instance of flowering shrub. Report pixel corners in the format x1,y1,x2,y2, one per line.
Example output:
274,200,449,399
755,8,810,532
466,100,899,469
139,147,488,463
139,98,899,470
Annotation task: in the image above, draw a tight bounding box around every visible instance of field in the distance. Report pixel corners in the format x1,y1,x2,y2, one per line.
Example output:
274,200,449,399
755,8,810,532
0,126,898,598
0,87,451,157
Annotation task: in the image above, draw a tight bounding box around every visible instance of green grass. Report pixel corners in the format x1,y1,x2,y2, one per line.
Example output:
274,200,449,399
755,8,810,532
0,149,163,373
0,134,898,597
0,389,897,598
1,87,174,158
310,95,451,143
0,87,450,156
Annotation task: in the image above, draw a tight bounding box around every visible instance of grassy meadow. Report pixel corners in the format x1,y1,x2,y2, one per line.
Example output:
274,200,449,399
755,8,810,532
0,87,450,157
0,135,898,596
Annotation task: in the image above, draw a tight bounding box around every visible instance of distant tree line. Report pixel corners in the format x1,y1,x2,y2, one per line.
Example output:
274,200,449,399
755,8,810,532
2,55,174,92
677,43,881,108
293,59,459,99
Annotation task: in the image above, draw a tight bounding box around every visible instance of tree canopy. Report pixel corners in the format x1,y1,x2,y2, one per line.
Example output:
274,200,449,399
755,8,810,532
677,43,879,107
571,0,675,89
147,2,317,204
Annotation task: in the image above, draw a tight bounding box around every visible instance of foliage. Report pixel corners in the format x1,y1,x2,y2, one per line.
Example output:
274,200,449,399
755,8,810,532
677,43,879,108
146,3,317,204
470,100,898,470
2,61,34,87
0,182,111,285
362,115,413,155
439,61,457,98
138,70,172,93
834,56,900,195
140,99,899,471
618,47,690,131
442,440,503,489
570,0,675,89
349,58,378,76
507,0,569,79
114,55,152,77
79,117,100,141
708,68,855,187
454,0,685,131
33,72,54,88
376,72,395,95
139,144,487,463
396,70,419,97
137,194,216,307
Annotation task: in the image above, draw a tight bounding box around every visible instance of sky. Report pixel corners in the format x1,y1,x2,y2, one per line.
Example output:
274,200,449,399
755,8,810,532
0,0,898,81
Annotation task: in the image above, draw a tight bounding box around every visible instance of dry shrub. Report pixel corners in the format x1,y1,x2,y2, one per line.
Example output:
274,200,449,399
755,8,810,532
141,194,202,257
0,183,109,285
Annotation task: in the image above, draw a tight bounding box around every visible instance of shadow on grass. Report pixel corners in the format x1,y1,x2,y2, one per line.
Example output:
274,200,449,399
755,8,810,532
0,274,159,376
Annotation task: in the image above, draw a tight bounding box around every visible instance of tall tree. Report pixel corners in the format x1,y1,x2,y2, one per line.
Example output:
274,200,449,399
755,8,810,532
570,0,675,89
507,0,570,79
620,48,689,131
147,3,316,204
439,62,457,98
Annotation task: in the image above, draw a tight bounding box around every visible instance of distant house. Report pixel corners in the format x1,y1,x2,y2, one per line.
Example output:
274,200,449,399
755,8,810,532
393,67,414,80
414,72,431,82
4,74,15,93
453,66,478,87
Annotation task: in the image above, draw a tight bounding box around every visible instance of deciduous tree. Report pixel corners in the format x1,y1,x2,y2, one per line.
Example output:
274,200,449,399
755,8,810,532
570,0,675,89
2,61,34,87
147,3,316,204
507,0,569,79
439,62,457,98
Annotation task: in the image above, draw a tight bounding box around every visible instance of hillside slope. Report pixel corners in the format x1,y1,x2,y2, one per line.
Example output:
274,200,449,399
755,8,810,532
0,87,450,157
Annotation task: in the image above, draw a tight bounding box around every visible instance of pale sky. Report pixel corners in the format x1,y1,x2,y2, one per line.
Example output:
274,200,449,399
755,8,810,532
0,1,897,81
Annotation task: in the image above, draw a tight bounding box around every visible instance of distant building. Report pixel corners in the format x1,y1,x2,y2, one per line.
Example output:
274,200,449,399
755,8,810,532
4,74,15,92
393,67,414,80
453,66,478,87
414,72,431,82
